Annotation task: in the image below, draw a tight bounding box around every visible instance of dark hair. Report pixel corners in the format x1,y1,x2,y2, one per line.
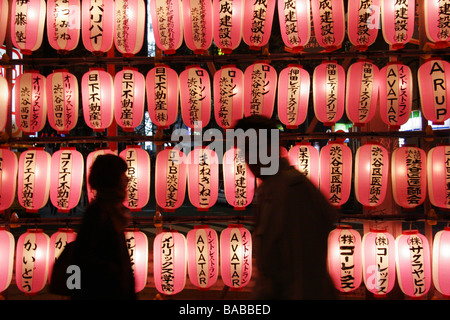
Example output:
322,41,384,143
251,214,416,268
234,115,279,132
88,154,127,191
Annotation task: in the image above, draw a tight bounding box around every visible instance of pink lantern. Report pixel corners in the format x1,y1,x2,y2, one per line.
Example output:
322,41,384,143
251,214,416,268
153,230,187,295
187,225,219,290
114,0,145,57
180,65,211,129
182,0,213,54
379,62,413,130
0,0,8,47
288,142,320,188
242,0,275,50
427,145,450,210
381,0,415,49
313,61,345,126
48,228,77,284
220,224,252,289
81,68,114,132
362,229,396,297
15,70,47,135
212,0,242,54
155,147,187,212
149,0,183,54
213,65,244,129
0,75,8,132
395,230,431,298
319,141,352,208
418,59,450,125
433,227,450,298
327,225,362,293
0,147,18,214
124,228,148,293
277,0,311,52
277,64,310,129
11,0,46,55
244,62,277,118
311,0,345,51
114,67,145,132
86,148,116,202
425,0,450,48
119,145,151,211
345,60,379,127
46,69,79,134
0,227,15,293
81,0,114,55
347,0,380,51
46,0,80,54
15,229,50,295
18,148,51,213
391,146,427,209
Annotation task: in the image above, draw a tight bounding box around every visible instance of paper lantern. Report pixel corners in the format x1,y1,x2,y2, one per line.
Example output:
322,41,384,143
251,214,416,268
149,0,183,54
220,224,252,289
114,0,145,57
18,148,51,213
0,0,8,47
223,147,255,210
124,228,148,293
242,0,275,50
15,70,47,134
313,61,345,126
212,0,242,54
119,145,151,211
395,230,431,298
47,0,80,53
0,75,8,132
114,67,145,132
244,62,277,118
46,69,79,134
427,145,450,210
277,64,310,129
327,225,362,293
182,0,213,54
187,225,219,290
347,0,380,51
213,65,243,129
0,147,18,214
81,0,114,54
379,62,413,130
277,0,311,52
155,147,187,212
433,227,450,297
391,146,427,209
48,228,77,284
345,60,379,127
418,59,450,125
81,68,114,132
11,0,46,54
180,65,211,129
153,230,187,295
86,148,116,202
15,229,49,295
288,142,320,188
425,0,450,48
311,0,345,51
362,229,396,297
0,227,15,293
381,0,415,49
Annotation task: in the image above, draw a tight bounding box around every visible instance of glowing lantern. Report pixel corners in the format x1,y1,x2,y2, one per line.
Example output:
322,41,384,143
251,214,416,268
119,146,151,211
86,148,116,202
391,146,427,209
0,75,8,132
0,0,7,47
153,230,187,295
395,230,431,298
433,227,450,297
82,0,114,54
345,60,379,127
242,0,275,50
180,65,211,129
362,229,396,297
114,0,145,57
277,0,311,52
220,224,252,289
155,147,187,212
124,228,148,293
0,227,14,293
182,0,213,54
277,64,310,129
149,0,183,54
244,62,277,118
187,225,219,290
11,0,46,54
427,145,450,210
418,59,450,125
15,229,49,295
81,68,114,132
381,0,415,49
0,147,18,214
425,0,450,48
18,148,51,213
311,0,345,51
47,0,80,53
288,142,320,188
347,0,380,51
313,61,345,126
48,228,77,284
212,0,242,54
46,69,79,134
327,225,362,293
213,65,243,129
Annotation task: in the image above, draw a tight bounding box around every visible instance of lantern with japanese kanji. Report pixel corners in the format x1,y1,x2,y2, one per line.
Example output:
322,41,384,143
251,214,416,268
15,229,49,295
395,230,431,298
0,147,18,214
48,228,77,284
124,228,148,293
212,0,242,54
288,142,320,188
86,148,116,202
277,0,310,52
220,224,252,289
242,0,275,50
182,0,213,54
427,145,450,210
149,0,183,54
0,227,14,293
0,0,7,47
425,0,450,48
347,0,380,51
0,75,8,132
114,0,145,57
381,0,415,49
433,227,450,297
81,0,114,54
327,225,362,293
46,0,80,54
244,62,277,118
311,0,345,51
153,230,187,295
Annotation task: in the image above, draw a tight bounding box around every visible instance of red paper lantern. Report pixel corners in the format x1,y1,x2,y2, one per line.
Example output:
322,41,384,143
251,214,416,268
187,225,219,290
153,230,187,295
418,59,450,125
288,142,320,188
86,148,116,202
242,0,275,50
327,225,362,293
0,147,18,214
47,0,80,54
433,227,450,297
427,145,450,210
0,0,8,47
277,0,311,52
311,0,345,51
48,228,77,284
381,0,415,49
81,68,114,132
313,61,345,126
182,0,213,54
244,62,277,118
0,75,8,132
81,0,114,54
220,224,252,289
149,0,183,54
0,227,15,293
114,0,145,57
347,0,380,51
425,0,450,48
15,229,49,295
362,229,396,297
395,230,431,298
391,146,427,209
124,228,148,293
212,0,242,54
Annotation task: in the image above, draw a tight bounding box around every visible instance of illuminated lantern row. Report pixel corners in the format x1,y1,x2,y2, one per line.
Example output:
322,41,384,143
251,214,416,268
124,228,148,293
82,0,114,55
183,0,213,54
381,0,415,50
311,0,345,51
212,0,243,54
48,228,77,284
433,227,450,298
277,0,311,52
288,142,320,188
0,227,14,293
0,75,7,132
427,144,450,210
425,0,450,48
0,147,18,214
242,0,275,50
47,0,80,54
86,148,116,202
348,0,380,51
114,0,146,57
0,0,7,47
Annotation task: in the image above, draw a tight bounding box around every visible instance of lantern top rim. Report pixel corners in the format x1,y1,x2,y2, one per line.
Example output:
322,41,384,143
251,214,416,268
336,225,353,230
57,228,75,233
194,225,211,229
26,228,44,233
227,223,244,229
369,228,387,233
402,229,419,235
